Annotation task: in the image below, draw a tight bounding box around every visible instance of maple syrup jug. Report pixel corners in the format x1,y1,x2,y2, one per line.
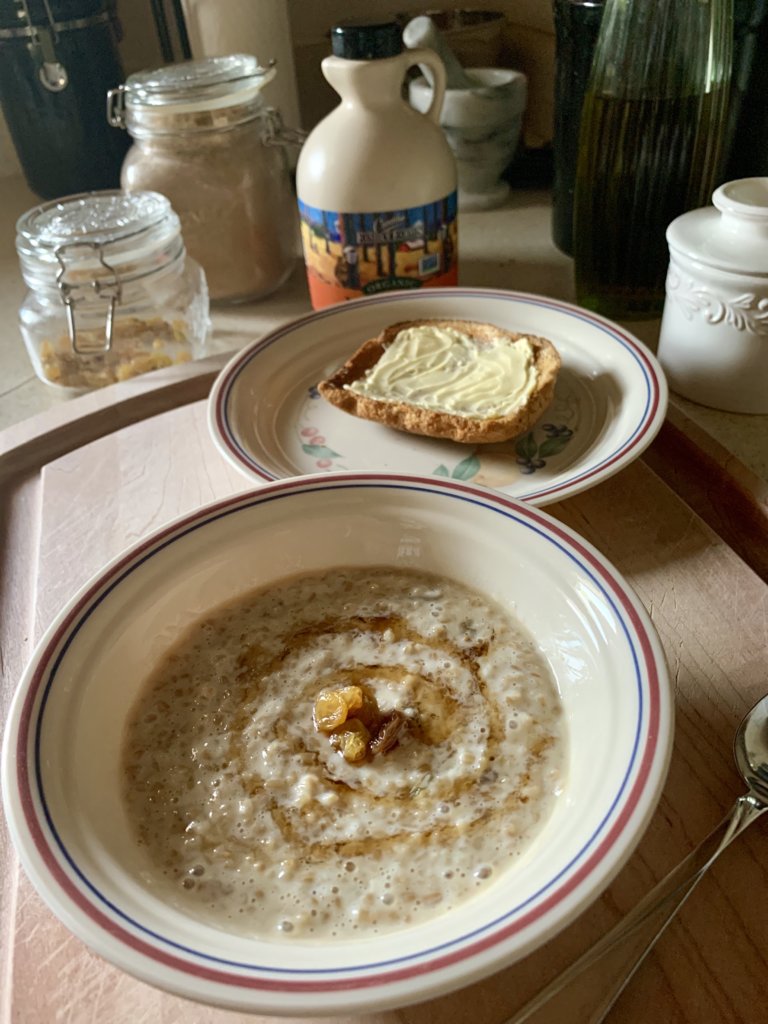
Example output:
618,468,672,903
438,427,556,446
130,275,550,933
296,20,458,309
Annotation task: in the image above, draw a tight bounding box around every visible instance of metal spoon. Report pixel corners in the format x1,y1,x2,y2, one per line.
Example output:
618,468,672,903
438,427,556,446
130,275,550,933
505,694,768,1024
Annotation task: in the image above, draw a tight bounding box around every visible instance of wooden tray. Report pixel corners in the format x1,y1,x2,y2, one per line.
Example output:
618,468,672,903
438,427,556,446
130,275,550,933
1,359,767,1024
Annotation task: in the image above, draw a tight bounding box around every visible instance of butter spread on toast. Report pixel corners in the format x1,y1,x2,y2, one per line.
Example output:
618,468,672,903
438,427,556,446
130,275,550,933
346,324,538,418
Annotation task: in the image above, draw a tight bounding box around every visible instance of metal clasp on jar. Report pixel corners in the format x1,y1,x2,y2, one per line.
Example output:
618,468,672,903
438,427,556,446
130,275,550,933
106,83,126,128
262,107,307,148
55,242,123,354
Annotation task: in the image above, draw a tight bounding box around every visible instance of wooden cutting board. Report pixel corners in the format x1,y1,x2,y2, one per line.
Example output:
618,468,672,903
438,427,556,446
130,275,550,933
1,361,767,1024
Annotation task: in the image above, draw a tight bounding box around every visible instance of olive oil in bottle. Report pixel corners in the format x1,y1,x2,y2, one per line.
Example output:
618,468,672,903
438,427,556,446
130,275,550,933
572,0,732,321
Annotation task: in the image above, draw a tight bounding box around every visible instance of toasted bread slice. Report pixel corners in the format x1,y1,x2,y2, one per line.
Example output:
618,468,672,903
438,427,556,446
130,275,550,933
317,318,561,444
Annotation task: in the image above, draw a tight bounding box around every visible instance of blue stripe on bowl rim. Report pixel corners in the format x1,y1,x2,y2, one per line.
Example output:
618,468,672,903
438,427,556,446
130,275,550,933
210,289,664,503
14,474,665,993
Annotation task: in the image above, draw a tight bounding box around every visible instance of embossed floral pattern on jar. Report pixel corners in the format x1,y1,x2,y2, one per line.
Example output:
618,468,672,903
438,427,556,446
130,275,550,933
659,177,768,413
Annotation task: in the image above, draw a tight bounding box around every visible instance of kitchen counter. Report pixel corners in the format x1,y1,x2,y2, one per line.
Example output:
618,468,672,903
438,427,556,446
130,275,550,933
1,173,766,481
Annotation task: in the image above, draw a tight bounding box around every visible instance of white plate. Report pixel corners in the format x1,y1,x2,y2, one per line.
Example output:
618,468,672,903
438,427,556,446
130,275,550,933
208,289,667,505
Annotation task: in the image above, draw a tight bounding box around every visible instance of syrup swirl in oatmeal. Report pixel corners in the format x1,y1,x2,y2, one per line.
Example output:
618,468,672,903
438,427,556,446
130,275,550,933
122,567,566,938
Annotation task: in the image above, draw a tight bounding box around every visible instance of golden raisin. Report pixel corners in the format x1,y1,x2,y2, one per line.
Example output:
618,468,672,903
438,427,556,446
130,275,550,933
329,719,370,762
339,685,364,713
313,686,364,733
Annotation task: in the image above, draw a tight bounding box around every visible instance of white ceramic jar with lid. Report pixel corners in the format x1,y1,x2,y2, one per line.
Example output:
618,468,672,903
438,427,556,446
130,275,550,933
658,177,768,413
15,189,210,391
108,54,302,305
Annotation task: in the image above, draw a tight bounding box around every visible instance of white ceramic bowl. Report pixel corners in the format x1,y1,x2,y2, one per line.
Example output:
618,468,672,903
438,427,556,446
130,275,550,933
1,473,673,1015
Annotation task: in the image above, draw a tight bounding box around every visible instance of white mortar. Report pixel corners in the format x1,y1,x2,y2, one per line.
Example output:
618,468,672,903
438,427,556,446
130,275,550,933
409,67,527,211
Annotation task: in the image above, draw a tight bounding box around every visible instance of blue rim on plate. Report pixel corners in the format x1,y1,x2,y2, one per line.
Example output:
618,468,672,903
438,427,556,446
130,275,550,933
2,473,673,1014
208,289,668,506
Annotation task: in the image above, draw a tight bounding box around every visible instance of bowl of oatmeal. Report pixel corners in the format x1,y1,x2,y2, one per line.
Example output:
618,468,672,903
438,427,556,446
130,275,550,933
1,473,672,1015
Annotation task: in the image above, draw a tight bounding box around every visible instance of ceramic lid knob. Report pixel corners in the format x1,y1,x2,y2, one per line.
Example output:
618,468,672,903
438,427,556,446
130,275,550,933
712,177,768,237
666,176,768,274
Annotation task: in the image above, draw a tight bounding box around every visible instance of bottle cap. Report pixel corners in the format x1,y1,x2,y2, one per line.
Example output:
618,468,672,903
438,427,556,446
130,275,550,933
330,21,403,60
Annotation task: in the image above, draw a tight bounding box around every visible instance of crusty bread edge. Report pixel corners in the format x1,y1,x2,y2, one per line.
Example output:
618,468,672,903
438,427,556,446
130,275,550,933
317,318,562,444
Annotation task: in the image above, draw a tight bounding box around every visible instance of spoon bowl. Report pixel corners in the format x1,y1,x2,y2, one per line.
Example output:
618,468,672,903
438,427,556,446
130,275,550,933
734,693,768,804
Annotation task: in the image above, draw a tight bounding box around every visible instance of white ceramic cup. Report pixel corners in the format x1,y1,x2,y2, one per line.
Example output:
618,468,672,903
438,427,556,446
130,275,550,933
658,177,768,414
409,67,527,211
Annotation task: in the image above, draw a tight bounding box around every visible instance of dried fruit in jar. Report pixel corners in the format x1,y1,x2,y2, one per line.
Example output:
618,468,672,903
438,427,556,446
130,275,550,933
39,316,192,390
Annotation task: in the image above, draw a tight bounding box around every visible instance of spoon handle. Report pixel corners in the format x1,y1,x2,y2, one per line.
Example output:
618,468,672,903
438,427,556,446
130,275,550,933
505,794,766,1024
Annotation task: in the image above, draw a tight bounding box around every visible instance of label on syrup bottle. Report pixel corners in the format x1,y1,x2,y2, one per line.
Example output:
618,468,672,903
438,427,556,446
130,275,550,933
298,193,458,308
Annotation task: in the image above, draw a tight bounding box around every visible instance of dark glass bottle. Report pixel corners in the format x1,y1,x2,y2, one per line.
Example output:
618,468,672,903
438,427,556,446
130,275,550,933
0,0,130,198
551,0,605,256
724,0,768,179
573,0,732,320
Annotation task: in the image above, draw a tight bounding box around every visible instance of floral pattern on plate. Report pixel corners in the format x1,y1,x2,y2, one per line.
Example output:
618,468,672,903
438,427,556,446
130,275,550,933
298,380,581,485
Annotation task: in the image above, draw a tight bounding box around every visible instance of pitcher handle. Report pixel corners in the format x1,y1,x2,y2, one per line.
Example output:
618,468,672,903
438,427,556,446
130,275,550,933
404,47,446,124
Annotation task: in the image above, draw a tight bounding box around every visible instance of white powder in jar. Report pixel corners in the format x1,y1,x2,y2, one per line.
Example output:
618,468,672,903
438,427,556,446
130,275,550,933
121,103,298,303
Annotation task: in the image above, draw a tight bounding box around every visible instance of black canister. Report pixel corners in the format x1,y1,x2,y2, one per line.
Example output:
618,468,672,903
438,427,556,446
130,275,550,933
551,0,605,256
0,0,130,198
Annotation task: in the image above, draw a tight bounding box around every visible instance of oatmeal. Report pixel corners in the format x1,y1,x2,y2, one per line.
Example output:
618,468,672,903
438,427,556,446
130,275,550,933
122,567,566,938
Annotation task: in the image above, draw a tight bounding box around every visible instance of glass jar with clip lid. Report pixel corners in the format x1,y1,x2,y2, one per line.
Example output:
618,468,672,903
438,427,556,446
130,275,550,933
15,189,210,391
108,54,305,305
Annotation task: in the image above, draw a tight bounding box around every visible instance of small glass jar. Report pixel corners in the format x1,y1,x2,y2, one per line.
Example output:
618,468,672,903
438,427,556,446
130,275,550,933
108,54,303,305
16,189,210,391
